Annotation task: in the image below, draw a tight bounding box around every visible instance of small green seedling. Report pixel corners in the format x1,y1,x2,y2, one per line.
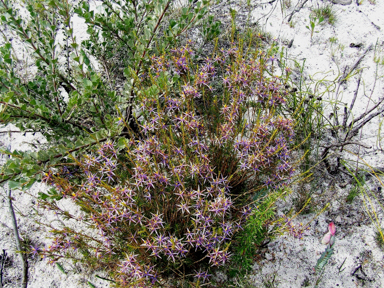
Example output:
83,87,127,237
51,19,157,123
306,16,324,41
329,37,337,44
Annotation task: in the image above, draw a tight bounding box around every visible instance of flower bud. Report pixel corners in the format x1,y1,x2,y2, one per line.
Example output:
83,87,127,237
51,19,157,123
321,222,336,245
322,232,331,245
328,222,336,235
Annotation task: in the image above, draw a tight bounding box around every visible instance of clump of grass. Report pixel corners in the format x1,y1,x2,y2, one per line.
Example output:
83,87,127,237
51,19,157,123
346,173,365,203
346,185,360,203
312,5,337,26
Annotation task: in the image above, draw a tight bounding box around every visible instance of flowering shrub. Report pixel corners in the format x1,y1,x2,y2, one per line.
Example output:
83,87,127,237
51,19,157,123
40,42,296,287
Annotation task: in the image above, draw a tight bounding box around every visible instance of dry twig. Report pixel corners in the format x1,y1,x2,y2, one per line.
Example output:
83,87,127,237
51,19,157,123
3,132,28,288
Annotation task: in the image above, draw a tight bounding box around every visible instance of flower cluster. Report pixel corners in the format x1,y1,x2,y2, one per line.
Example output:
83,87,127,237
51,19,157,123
41,42,296,287
282,215,310,240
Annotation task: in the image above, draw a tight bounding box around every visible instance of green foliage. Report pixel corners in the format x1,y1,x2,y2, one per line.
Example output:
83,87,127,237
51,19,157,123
201,15,221,42
346,185,359,203
315,246,334,273
229,190,281,278
314,245,334,287
56,262,67,275
38,187,63,202
375,228,384,250
234,25,272,52
306,15,324,41
346,172,365,203
278,56,324,171
329,36,338,44
311,5,336,26
0,0,214,187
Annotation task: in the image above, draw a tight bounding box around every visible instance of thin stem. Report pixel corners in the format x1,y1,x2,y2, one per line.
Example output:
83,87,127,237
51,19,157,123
0,249,6,288
4,133,28,288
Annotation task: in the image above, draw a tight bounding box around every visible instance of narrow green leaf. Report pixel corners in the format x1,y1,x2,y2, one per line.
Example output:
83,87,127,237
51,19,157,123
56,263,66,274
38,192,49,200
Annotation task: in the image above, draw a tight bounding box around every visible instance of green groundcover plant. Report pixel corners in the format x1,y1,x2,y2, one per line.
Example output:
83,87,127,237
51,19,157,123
0,0,302,287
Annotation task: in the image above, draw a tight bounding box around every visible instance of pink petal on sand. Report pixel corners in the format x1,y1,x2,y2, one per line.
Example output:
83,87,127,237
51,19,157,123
328,222,336,235
322,232,331,245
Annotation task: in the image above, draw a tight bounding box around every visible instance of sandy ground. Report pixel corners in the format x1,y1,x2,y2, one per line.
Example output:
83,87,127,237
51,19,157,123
1,0,384,287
